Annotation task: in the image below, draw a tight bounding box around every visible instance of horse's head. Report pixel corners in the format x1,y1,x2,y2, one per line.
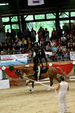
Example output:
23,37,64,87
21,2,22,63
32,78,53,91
15,67,34,79
15,69,24,79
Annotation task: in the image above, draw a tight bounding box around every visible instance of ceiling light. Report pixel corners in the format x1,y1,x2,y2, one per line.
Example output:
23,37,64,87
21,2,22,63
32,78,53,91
0,3,9,6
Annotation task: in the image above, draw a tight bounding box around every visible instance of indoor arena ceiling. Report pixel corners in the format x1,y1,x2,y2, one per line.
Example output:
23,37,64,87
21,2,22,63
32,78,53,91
0,0,75,16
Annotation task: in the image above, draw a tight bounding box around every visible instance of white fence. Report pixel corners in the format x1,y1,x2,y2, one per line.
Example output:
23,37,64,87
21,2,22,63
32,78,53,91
69,76,75,81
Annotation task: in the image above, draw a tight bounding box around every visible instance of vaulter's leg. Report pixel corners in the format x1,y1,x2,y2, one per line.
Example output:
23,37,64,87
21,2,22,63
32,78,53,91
44,56,47,65
37,65,40,81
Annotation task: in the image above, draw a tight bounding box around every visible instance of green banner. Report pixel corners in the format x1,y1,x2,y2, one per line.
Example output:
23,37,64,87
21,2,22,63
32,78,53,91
2,70,6,79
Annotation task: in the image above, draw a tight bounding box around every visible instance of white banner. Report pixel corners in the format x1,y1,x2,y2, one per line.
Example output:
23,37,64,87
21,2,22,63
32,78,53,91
28,0,44,6
0,69,2,80
70,51,75,60
0,79,10,89
45,52,53,56
1,54,28,60
0,54,29,66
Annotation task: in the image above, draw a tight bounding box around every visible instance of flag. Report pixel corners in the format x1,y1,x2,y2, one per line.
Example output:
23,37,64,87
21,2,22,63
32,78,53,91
28,0,44,6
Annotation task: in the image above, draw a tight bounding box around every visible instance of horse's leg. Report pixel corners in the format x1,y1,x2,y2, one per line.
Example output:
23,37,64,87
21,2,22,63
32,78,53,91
26,80,35,92
26,80,32,90
50,77,53,86
48,77,53,91
55,76,60,83
26,80,31,86
31,81,34,92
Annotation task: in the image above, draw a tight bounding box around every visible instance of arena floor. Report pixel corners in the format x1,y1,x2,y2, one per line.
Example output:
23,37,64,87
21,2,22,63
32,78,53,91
0,81,75,113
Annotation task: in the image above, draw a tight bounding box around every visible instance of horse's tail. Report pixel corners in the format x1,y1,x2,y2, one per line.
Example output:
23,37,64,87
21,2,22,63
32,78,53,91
55,67,66,76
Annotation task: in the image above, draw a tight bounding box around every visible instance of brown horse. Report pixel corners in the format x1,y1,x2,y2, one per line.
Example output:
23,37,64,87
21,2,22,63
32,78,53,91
17,66,65,92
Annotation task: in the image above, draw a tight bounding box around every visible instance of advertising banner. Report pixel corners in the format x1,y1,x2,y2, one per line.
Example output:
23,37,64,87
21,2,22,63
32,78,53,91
70,52,75,60
0,54,28,66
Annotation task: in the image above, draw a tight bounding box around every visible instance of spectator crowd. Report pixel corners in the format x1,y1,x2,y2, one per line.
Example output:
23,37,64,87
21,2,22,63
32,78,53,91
0,26,75,62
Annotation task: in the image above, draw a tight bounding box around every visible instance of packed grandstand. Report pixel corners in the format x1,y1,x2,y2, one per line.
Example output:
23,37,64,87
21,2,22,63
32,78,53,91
0,26,75,62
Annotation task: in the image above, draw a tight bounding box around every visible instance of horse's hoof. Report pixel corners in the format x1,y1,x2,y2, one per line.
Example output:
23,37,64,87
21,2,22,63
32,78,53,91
30,88,34,93
26,86,30,90
29,89,32,92
30,90,33,93
48,87,51,91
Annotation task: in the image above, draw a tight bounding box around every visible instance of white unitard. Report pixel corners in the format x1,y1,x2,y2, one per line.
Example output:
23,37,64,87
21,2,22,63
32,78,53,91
58,81,69,113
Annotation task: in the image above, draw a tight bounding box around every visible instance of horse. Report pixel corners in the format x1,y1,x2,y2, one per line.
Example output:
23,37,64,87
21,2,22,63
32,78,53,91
17,65,65,92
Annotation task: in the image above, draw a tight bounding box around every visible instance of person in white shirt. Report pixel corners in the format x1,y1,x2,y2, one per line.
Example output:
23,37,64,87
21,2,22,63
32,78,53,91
55,76,69,113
